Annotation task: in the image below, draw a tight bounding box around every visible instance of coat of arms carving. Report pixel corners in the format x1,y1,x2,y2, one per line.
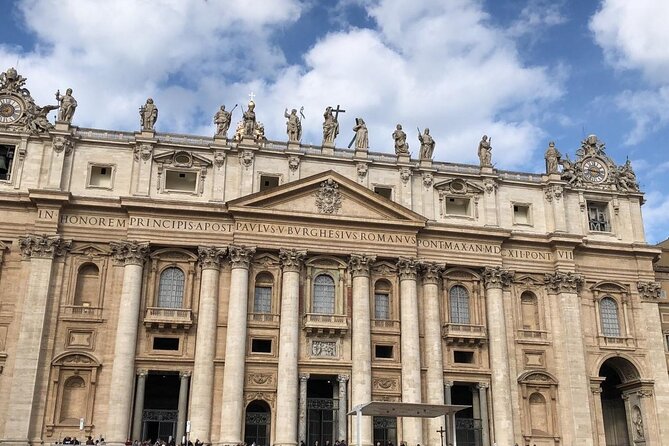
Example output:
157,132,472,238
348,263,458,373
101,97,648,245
315,179,342,214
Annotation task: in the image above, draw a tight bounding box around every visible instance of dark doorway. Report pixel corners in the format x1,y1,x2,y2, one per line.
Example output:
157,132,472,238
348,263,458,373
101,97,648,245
307,377,338,446
245,400,271,446
600,364,630,446
372,416,397,446
142,372,180,442
451,384,481,446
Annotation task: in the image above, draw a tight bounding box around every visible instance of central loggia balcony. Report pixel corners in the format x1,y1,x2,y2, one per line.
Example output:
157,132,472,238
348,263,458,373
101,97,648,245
442,323,487,345
144,307,193,330
302,313,349,337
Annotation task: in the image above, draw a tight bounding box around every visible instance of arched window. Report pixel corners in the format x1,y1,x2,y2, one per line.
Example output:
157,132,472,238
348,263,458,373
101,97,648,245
600,297,621,337
254,272,274,314
158,267,185,308
529,392,549,435
60,376,87,423
374,280,392,320
449,285,470,324
313,274,335,314
74,263,100,306
520,291,540,330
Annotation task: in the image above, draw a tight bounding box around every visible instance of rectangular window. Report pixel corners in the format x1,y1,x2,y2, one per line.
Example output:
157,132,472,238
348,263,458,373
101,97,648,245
260,175,280,191
153,337,179,351
0,145,15,181
445,197,470,216
254,286,272,313
453,350,474,364
88,164,114,188
513,204,531,225
165,170,197,192
587,201,610,232
251,338,272,353
374,186,393,200
375,345,393,359
374,293,390,320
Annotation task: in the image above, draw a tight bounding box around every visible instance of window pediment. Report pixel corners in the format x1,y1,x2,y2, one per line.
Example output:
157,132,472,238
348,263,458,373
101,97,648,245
153,150,212,168
434,178,484,196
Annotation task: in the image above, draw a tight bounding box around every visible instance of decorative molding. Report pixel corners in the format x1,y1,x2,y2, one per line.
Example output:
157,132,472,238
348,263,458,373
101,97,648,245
396,257,418,281
228,245,256,270
544,184,563,202
544,271,584,293
133,143,153,162
238,149,254,168
637,281,662,301
356,162,368,180
399,167,412,184
422,172,433,188
482,266,514,289
337,374,350,383
279,249,306,273
247,373,274,386
52,135,74,155
483,178,497,194
311,340,337,357
109,240,150,266
373,377,399,391
213,151,225,168
420,262,443,284
349,254,376,278
19,234,71,259
288,155,300,172
315,179,343,214
197,246,227,270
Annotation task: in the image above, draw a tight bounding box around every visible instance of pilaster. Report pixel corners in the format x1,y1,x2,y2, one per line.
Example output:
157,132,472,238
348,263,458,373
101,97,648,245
176,371,191,444
131,370,148,441
337,374,350,443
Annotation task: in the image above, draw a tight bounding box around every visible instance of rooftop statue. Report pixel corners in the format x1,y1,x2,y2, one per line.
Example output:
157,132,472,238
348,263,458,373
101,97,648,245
0,67,29,95
284,107,302,143
393,124,409,155
545,141,561,174
55,88,77,124
478,135,492,167
233,100,267,142
418,127,435,160
139,98,158,131
243,100,256,136
214,104,234,138
352,117,368,150
322,105,344,145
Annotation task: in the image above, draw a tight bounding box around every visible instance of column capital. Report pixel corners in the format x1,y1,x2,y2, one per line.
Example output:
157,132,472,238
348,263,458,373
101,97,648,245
280,248,307,273
19,234,71,259
396,257,418,281
444,380,453,388
476,382,489,390
337,374,350,383
228,245,256,270
482,266,514,289
110,240,150,266
637,281,662,301
299,373,310,382
137,369,148,377
349,254,376,278
419,262,443,284
544,271,584,294
198,246,227,270
180,370,192,379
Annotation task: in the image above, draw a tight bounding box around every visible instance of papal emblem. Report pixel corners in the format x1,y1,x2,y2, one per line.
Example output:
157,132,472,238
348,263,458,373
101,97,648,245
315,178,342,214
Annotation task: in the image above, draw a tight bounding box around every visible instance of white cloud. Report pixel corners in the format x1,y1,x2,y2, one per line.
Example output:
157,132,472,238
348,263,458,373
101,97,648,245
507,0,567,38
641,191,669,244
0,0,564,169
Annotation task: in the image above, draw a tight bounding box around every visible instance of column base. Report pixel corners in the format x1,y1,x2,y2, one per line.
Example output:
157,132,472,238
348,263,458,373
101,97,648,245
272,442,298,446
0,440,31,446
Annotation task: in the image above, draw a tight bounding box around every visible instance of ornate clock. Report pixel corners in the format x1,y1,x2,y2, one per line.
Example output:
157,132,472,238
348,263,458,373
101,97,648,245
582,157,607,183
0,95,24,124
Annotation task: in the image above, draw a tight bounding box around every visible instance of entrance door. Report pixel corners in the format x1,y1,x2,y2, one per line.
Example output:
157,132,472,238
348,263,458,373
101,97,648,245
307,378,338,446
451,384,482,446
600,364,630,446
373,416,397,446
245,400,271,446
142,373,180,442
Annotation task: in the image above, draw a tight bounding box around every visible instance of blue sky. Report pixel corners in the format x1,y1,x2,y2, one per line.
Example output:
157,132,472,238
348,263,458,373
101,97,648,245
0,0,667,243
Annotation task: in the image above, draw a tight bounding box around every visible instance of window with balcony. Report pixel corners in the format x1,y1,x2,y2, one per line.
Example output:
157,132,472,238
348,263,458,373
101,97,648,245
587,201,610,232
253,272,273,313
520,291,540,330
313,274,335,314
600,297,621,337
158,267,185,308
449,285,470,324
74,263,100,307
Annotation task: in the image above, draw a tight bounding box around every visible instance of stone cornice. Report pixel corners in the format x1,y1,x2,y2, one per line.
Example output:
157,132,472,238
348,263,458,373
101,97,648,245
419,262,444,285
637,281,662,301
396,257,418,281
228,245,256,270
482,266,514,289
110,240,150,266
544,271,584,294
19,234,71,259
279,248,306,273
349,254,376,278
197,246,227,271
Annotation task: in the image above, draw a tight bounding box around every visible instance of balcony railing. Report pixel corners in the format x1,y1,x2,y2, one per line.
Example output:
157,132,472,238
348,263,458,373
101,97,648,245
599,335,635,349
442,323,487,345
371,319,401,332
144,307,193,330
247,312,280,326
60,305,103,320
302,313,348,337
517,329,549,342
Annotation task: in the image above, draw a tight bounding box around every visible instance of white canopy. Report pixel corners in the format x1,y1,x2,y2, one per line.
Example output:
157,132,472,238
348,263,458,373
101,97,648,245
347,401,470,417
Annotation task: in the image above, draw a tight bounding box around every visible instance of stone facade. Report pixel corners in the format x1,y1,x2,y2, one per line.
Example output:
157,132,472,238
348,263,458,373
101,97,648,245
0,70,668,446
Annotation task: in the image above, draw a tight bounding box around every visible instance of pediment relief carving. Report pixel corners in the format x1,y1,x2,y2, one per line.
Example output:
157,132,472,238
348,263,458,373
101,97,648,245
590,280,628,293
443,268,481,281
514,274,543,287
306,255,347,269
434,178,484,196
150,247,198,262
253,252,280,268
52,351,100,367
70,243,110,257
153,150,212,168
518,370,558,385
372,260,398,276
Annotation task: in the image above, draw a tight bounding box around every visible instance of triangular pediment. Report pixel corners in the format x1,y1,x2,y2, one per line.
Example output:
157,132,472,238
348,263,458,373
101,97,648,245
228,170,426,227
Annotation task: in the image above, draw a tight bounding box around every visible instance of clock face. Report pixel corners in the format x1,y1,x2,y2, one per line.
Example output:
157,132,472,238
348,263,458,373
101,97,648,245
582,157,607,183
0,95,23,124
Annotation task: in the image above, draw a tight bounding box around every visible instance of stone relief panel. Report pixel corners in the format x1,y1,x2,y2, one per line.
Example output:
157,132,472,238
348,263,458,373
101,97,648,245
310,339,337,358
65,329,95,350
372,376,399,392
246,372,276,388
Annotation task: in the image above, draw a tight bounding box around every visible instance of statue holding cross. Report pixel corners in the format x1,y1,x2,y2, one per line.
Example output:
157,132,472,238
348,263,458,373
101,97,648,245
322,105,345,145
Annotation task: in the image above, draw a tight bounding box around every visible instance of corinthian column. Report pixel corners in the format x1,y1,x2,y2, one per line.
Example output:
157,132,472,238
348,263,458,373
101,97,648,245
190,246,226,444
544,272,593,445
397,258,422,446
275,249,306,446
220,246,256,446
338,374,350,442
3,235,70,445
349,254,375,446
482,266,515,446
107,241,150,445
420,262,445,446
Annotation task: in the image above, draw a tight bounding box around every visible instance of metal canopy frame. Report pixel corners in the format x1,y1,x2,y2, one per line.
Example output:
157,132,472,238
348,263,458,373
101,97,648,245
347,402,471,446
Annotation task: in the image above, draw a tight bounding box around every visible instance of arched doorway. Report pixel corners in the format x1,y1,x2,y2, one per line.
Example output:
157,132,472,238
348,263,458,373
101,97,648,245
245,400,271,446
598,357,641,446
